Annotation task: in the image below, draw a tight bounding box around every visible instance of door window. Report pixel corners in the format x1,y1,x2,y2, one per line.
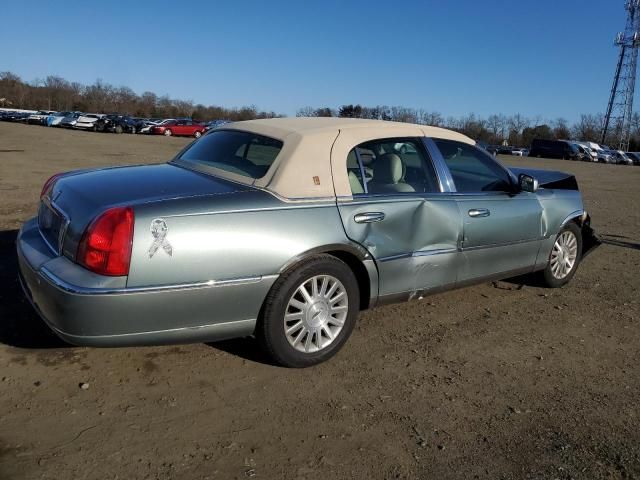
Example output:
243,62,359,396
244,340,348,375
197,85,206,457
347,138,438,195
433,139,513,193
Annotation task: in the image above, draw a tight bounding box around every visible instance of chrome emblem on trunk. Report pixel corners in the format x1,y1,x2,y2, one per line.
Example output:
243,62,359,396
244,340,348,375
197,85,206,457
148,218,173,258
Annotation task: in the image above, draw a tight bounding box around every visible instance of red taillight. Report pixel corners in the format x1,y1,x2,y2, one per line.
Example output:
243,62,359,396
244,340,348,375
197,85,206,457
77,207,134,276
41,173,63,199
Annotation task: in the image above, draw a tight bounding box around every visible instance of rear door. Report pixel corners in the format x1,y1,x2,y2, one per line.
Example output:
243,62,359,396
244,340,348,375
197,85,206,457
334,136,462,301
431,139,543,282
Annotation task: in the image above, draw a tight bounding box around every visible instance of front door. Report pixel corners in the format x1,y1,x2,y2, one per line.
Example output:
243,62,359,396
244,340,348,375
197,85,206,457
173,120,187,135
334,137,463,300
430,139,543,282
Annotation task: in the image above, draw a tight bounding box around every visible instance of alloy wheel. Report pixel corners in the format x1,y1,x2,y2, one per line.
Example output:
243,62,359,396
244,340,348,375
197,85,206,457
550,230,578,279
284,275,348,353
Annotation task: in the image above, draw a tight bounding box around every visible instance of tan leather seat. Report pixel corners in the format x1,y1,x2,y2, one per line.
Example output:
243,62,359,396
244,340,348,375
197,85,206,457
368,154,415,193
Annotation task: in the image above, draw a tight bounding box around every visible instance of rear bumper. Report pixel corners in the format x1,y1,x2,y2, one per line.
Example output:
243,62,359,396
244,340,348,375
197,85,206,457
17,218,275,347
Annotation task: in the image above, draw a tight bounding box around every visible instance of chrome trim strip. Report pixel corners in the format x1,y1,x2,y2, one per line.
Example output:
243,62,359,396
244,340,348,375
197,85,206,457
462,237,541,251
378,253,412,262
422,137,457,193
38,198,70,256
39,267,276,295
378,247,458,263
337,195,459,206
354,147,369,194
413,247,458,257
337,191,517,205
560,209,584,226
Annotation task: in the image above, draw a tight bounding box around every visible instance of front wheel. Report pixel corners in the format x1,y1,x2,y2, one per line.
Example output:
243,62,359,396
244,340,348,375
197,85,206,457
194,130,202,138
256,255,360,367
164,129,172,136
540,223,582,288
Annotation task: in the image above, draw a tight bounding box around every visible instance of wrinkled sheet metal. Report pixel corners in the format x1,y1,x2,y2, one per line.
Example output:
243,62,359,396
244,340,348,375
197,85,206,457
509,167,579,190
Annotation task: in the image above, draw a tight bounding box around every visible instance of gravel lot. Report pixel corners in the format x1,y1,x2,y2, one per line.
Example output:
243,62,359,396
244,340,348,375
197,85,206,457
0,121,638,480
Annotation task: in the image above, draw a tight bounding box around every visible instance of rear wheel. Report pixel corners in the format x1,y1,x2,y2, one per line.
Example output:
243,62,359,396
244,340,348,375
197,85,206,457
164,129,172,136
256,255,360,367
114,125,123,134
540,223,582,288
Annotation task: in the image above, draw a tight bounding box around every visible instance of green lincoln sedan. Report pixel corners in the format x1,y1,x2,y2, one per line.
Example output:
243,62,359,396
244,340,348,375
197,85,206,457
17,118,598,367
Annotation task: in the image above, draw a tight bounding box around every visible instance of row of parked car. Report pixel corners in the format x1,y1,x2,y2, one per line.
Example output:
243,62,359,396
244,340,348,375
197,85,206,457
0,109,230,138
528,138,640,165
4,109,640,165
485,138,640,166
485,145,530,157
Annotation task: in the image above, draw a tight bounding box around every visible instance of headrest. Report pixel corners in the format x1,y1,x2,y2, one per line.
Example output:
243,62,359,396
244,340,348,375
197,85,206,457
374,154,403,184
347,150,358,168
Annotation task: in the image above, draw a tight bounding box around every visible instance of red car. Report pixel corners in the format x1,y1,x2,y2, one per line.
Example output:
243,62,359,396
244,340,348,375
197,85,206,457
151,119,206,138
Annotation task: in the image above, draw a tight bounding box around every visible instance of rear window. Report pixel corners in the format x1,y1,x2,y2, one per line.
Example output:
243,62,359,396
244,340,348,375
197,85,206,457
177,130,283,180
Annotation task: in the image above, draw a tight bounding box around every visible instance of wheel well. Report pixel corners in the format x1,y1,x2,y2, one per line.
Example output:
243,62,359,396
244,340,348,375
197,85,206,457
325,250,371,311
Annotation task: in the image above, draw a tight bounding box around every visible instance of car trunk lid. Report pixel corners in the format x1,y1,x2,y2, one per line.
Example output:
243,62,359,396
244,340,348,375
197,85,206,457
43,163,252,260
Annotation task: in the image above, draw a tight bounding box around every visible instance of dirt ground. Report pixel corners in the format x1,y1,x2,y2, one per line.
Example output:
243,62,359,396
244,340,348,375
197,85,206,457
0,121,638,480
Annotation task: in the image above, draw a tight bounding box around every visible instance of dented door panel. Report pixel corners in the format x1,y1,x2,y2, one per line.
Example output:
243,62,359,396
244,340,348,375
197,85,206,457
337,195,462,297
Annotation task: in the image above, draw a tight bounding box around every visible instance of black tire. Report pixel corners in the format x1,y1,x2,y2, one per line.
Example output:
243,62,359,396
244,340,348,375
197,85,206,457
540,222,582,288
256,254,360,368
114,125,123,134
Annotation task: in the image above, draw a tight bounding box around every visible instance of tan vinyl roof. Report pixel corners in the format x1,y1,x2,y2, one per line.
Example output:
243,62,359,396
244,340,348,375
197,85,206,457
226,117,474,142
220,117,475,200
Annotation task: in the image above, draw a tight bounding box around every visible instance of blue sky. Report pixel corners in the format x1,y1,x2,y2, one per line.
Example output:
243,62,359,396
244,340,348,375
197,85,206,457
1,0,627,121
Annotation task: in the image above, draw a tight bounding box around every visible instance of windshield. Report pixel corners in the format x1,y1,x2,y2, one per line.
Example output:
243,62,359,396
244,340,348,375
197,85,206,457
177,130,283,180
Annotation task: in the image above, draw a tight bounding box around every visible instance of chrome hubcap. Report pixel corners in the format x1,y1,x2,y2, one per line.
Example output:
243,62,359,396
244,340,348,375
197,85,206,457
284,275,348,353
550,231,578,279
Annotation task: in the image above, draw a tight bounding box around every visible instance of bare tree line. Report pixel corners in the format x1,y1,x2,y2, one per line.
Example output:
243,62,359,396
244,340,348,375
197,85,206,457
2,71,638,148
298,105,640,149
0,71,281,121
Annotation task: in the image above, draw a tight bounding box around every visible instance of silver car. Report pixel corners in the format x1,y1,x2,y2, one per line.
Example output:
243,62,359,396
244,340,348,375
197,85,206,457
17,118,599,367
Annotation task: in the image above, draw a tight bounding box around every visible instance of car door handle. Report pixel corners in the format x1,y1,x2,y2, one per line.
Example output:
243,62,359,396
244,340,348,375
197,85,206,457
354,212,385,223
468,208,490,218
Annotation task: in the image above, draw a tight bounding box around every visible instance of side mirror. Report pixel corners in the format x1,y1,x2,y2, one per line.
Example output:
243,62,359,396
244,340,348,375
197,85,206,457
518,173,539,193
